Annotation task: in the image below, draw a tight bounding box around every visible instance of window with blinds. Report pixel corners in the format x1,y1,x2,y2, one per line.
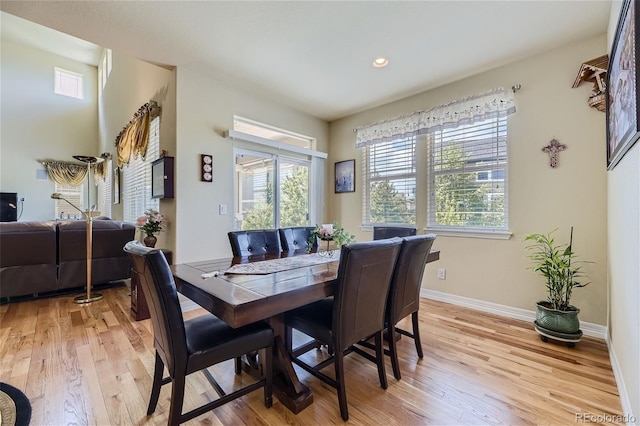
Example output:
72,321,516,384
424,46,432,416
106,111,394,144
97,161,112,218
362,136,416,226
54,182,84,220
427,117,508,231
122,116,160,222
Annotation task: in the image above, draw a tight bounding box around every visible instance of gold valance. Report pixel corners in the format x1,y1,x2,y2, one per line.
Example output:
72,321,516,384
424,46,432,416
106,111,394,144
115,101,161,168
42,161,88,186
94,153,112,182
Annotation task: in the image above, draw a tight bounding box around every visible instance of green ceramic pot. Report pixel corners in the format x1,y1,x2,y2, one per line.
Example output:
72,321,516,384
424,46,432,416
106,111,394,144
535,301,580,334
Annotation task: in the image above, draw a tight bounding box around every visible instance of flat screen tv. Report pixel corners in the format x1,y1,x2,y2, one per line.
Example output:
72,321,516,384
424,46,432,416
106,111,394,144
0,192,18,222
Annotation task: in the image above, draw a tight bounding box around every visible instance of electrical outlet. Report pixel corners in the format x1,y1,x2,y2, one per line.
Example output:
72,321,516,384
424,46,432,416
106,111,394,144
219,204,228,215
437,268,446,280
19,197,25,202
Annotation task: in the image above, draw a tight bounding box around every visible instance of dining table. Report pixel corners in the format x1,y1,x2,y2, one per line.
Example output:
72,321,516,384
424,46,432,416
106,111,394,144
172,247,440,414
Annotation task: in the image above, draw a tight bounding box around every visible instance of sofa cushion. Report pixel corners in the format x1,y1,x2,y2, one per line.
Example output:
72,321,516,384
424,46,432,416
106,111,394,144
57,220,136,290
0,221,58,297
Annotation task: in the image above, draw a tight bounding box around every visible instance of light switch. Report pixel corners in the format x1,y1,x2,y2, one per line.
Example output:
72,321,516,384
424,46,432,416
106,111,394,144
219,204,228,215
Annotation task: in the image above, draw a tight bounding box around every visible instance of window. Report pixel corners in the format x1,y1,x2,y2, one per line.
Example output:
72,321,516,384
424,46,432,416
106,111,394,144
54,67,83,99
54,182,84,219
123,116,160,222
230,118,323,230
362,136,416,226
98,49,112,94
427,117,508,231
234,150,310,230
97,162,112,218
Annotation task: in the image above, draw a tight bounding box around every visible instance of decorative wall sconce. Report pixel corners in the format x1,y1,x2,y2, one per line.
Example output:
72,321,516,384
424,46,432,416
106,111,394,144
201,154,213,182
572,55,608,112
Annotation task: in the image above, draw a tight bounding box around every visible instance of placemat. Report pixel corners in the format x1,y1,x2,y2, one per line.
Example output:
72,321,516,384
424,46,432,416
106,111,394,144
225,252,339,275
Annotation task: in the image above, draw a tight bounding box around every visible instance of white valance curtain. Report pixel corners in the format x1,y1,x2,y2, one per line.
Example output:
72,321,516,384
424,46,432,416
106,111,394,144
355,87,516,148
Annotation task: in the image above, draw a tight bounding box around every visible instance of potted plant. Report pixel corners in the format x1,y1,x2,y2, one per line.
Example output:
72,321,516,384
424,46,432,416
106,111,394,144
308,222,355,254
136,209,166,248
524,227,589,344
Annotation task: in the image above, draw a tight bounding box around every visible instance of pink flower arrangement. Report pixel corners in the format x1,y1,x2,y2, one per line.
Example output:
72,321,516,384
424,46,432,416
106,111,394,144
136,209,166,237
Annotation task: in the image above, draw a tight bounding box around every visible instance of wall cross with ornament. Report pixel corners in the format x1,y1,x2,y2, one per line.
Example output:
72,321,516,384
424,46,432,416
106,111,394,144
542,139,567,168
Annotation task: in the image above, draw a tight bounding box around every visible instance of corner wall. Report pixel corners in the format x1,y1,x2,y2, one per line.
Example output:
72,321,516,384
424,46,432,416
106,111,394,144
0,39,98,221
329,34,608,326
173,65,329,263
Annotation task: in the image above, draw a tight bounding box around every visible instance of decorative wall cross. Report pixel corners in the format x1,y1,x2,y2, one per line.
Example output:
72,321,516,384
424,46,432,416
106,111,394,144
542,139,567,168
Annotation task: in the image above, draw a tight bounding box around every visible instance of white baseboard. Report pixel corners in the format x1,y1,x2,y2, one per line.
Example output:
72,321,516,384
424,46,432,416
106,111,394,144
420,289,608,340
606,338,637,425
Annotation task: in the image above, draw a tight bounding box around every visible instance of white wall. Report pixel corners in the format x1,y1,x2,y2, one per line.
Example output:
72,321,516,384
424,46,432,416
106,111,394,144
606,0,639,420
0,39,98,221
329,34,608,326
98,50,176,250
173,65,329,263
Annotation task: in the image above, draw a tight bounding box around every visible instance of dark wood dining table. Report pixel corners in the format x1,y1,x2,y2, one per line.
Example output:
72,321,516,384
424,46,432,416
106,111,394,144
172,248,440,414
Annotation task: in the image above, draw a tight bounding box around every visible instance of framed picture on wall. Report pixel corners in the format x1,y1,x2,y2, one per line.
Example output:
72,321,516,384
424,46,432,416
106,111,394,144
607,0,640,170
335,159,355,193
113,167,120,204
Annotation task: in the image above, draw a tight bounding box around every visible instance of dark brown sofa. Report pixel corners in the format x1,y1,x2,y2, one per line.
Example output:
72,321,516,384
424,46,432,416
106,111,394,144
0,219,135,300
57,220,136,290
0,221,58,298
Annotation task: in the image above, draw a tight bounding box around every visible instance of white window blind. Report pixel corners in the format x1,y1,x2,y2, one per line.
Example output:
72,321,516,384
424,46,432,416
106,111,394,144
427,117,508,231
362,136,416,226
123,116,159,222
97,160,112,218
54,182,84,220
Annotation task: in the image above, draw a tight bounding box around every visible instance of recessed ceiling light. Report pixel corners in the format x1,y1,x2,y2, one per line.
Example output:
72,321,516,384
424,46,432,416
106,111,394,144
372,57,389,68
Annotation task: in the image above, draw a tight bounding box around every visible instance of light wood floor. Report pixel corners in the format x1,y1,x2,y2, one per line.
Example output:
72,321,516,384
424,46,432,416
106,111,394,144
0,282,623,425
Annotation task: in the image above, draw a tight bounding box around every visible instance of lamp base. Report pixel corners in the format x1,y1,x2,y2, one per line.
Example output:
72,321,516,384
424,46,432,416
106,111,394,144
73,293,103,304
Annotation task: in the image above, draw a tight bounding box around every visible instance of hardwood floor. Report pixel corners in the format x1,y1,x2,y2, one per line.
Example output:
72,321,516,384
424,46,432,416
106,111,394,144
0,282,623,425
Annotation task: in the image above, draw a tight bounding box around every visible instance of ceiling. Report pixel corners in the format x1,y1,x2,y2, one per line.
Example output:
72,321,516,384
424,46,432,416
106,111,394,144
1,1,611,122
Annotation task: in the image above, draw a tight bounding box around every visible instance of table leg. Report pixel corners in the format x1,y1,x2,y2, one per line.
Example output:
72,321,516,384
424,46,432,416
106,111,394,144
269,313,313,413
241,314,313,413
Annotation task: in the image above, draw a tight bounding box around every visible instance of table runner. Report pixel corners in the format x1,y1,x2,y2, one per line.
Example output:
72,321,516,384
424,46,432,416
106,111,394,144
224,252,339,275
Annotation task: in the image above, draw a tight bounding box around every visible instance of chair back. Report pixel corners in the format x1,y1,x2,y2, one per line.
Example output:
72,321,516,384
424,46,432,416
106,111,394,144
124,241,187,376
279,226,317,252
373,226,417,240
388,234,437,324
332,239,402,351
228,229,282,257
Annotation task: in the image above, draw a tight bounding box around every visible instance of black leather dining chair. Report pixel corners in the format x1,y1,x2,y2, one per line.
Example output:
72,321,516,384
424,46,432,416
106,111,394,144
373,225,417,240
284,238,402,421
383,233,436,379
227,229,282,257
278,226,317,252
124,241,274,425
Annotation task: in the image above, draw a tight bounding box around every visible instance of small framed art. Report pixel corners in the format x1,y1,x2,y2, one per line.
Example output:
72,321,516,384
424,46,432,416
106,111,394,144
113,167,120,204
335,159,355,193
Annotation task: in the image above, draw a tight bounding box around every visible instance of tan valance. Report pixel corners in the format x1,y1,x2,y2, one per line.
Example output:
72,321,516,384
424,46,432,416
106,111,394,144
42,161,88,186
94,153,112,182
115,101,161,168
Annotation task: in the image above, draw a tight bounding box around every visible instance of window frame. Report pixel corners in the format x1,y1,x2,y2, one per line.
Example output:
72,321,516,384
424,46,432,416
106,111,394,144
426,116,510,238
361,135,417,228
233,148,312,230
54,67,84,100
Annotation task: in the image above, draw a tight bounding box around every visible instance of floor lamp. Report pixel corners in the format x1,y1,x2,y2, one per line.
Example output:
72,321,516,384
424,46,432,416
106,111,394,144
51,155,105,304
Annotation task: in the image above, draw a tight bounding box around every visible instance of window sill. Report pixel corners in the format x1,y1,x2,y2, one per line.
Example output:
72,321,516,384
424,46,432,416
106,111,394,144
423,228,512,240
